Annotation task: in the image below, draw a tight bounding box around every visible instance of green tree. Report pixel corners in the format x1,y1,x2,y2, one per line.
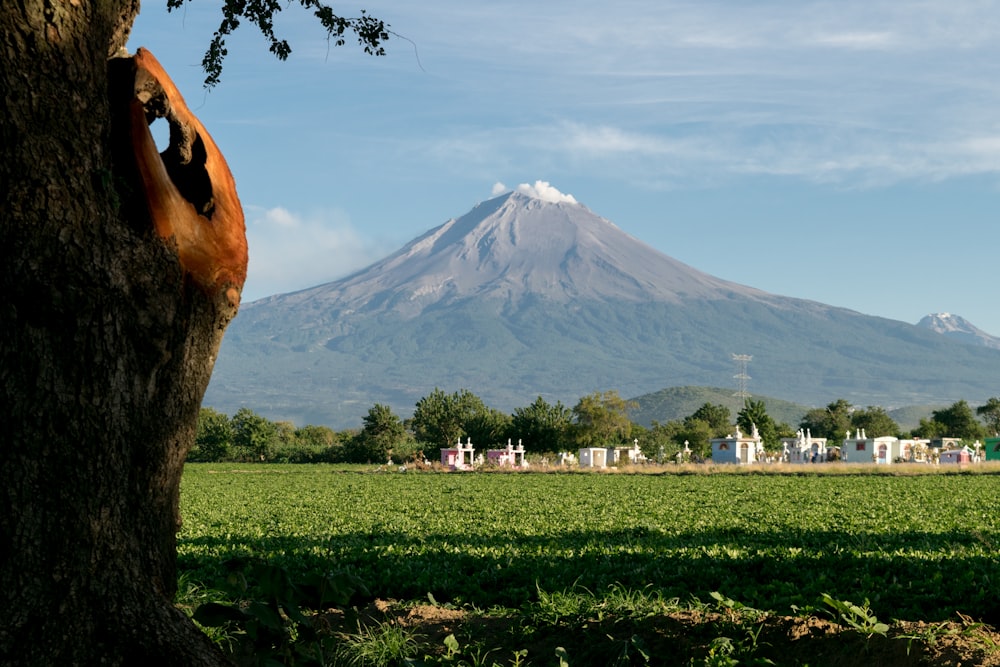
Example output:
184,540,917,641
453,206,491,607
464,406,512,448
927,400,986,441
190,407,233,462
641,420,686,461
411,388,488,447
799,399,853,442
1,1,387,662
676,419,715,460
231,407,279,462
571,390,636,447
976,397,1000,436
291,424,342,462
412,388,458,445
345,403,408,463
850,406,899,438
510,396,573,452
295,424,339,449
737,398,792,450
275,420,298,447
271,420,326,462
912,417,948,440
686,403,732,436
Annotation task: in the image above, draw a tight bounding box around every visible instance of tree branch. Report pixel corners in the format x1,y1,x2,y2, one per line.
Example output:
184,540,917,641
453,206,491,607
165,0,389,87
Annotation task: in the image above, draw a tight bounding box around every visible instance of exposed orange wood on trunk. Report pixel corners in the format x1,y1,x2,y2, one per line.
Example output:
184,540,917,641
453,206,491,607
128,48,247,306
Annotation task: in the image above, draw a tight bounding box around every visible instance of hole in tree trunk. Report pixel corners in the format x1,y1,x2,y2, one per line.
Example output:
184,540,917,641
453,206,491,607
150,117,169,153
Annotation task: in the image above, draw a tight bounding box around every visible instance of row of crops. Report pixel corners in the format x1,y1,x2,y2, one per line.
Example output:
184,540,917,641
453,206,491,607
177,465,1000,623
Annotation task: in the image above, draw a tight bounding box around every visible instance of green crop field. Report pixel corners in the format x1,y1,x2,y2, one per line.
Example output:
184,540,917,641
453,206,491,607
177,464,1000,624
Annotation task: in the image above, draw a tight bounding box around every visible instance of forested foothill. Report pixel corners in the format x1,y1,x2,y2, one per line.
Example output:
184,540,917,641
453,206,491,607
193,388,1000,465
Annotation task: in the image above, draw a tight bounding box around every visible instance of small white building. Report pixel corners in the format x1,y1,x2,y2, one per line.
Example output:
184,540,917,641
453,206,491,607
781,429,829,463
556,451,577,466
609,440,646,466
579,441,646,468
711,425,762,464
578,447,609,468
841,430,896,464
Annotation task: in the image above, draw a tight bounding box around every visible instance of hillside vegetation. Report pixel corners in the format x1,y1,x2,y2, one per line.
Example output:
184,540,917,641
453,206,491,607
628,386,937,432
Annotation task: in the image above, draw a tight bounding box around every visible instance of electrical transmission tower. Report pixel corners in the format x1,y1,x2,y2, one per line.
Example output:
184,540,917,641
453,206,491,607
732,354,752,403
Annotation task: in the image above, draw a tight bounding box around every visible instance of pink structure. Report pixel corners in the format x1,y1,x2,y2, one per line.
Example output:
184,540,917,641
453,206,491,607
487,439,527,467
440,438,475,470
939,446,973,464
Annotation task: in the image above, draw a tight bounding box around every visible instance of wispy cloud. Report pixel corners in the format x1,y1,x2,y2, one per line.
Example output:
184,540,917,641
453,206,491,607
366,0,1000,189
810,31,898,49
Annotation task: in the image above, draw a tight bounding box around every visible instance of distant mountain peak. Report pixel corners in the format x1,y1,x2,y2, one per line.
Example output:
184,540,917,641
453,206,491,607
917,312,1000,349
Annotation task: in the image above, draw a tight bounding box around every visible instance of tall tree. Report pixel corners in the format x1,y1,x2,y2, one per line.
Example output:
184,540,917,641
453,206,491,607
685,402,732,436
464,406,512,448
295,424,339,448
231,407,280,461
737,398,792,449
346,403,408,463
976,397,1000,436
293,424,343,462
675,419,715,459
191,407,234,462
571,390,636,447
0,2,387,663
927,400,985,441
411,388,487,446
510,396,573,452
850,406,899,438
799,398,854,442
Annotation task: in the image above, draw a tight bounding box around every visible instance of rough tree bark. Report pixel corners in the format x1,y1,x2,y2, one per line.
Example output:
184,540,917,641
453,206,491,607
1,2,245,664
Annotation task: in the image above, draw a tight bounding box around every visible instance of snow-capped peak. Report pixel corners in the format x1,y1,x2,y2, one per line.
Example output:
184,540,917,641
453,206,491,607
917,313,1000,349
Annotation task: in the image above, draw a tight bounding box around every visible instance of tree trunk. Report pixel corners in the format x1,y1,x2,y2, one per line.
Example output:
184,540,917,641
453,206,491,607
0,2,244,664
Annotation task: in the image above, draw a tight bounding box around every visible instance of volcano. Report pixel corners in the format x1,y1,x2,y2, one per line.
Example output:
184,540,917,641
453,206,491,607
206,190,1000,427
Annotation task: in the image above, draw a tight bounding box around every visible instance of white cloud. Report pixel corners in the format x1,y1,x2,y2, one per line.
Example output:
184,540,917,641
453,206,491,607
515,180,578,204
491,181,508,196
240,206,391,302
261,207,298,227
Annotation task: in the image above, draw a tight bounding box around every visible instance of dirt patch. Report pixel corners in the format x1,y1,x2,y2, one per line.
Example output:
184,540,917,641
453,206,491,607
323,600,1000,666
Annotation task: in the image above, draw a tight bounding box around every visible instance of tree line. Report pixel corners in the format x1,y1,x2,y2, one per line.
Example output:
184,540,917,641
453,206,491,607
192,390,1000,464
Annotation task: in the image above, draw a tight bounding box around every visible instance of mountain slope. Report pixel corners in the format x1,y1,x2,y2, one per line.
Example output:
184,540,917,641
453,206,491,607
206,192,1000,428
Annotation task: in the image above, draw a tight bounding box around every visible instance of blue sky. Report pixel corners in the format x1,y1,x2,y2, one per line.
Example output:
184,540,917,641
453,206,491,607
130,1,1000,335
